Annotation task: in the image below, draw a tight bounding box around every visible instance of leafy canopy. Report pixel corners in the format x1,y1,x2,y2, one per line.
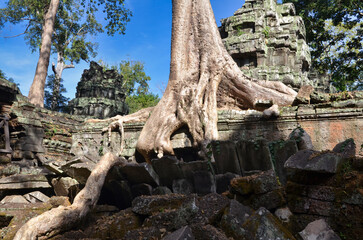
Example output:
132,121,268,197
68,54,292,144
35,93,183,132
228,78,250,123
0,0,132,63
100,60,152,96
126,93,159,114
283,0,362,91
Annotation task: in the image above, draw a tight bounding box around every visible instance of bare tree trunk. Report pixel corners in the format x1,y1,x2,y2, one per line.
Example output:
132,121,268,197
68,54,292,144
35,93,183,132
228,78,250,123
14,153,125,240
136,0,297,162
51,52,74,111
28,0,60,107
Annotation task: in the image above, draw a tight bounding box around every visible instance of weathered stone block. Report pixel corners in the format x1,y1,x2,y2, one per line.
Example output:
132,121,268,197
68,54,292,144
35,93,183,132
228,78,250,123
269,140,298,185
179,160,209,180
193,171,216,195
285,150,344,175
191,224,229,240
121,162,159,187
23,191,50,203
131,183,152,198
1,195,29,204
162,226,195,240
212,141,242,175
151,156,183,188
220,199,253,239
51,177,80,197
0,174,51,190
172,179,194,194
230,170,280,195
299,219,341,240
236,139,273,173
216,172,238,194
83,209,142,239
289,127,313,150
104,180,133,209
197,193,230,224
61,157,96,184
132,194,197,216
332,138,356,159
152,186,172,195
242,207,296,240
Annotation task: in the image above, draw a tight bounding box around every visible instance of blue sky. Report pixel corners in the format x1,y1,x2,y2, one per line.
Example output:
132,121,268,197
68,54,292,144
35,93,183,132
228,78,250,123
0,0,246,99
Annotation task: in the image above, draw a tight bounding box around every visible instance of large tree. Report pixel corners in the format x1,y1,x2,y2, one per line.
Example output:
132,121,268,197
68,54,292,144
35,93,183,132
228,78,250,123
0,0,132,107
14,0,297,238
44,74,69,112
283,0,362,91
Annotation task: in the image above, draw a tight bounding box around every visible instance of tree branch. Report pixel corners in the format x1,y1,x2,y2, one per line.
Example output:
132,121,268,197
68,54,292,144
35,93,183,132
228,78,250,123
3,23,31,38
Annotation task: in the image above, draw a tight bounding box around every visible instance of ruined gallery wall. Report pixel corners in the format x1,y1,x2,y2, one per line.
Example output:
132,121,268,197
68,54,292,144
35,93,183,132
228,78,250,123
71,102,363,160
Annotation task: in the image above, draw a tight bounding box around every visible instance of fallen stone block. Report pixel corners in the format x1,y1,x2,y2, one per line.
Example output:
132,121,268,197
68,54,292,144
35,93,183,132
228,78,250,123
220,199,253,239
212,141,242,175
289,127,313,150
179,160,209,180
332,138,356,159
153,186,172,195
230,170,280,196
197,193,230,224
284,150,344,180
242,207,296,240
299,219,341,240
23,191,50,203
193,171,216,194
132,194,197,216
0,174,51,190
172,179,194,194
236,139,273,173
151,156,183,188
191,224,229,240
121,162,160,186
131,183,153,198
162,226,195,240
216,172,239,194
51,177,80,197
1,195,29,204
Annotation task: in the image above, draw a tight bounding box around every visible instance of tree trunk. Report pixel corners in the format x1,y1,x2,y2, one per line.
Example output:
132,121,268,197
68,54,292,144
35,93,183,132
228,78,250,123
28,0,60,107
13,153,125,240
51,52,74,111
136,0,297,162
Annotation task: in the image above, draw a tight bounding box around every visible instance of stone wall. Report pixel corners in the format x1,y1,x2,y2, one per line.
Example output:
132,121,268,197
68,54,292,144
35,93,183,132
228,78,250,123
72,100,363,161
8,101,84,163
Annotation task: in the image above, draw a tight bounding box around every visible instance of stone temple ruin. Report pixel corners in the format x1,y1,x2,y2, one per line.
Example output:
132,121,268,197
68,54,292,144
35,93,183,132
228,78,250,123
220,0,332,92
0,1,362,239
68,61,129,119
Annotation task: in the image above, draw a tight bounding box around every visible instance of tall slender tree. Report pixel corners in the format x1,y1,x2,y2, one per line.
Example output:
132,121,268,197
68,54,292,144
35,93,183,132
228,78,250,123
0,0,132,107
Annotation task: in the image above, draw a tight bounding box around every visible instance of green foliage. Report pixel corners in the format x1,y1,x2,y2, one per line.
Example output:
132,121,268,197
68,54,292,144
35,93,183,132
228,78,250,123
44,74,69,112
125,93,159,114
100,60,151,96
263,26,270,38
0,0,132,67
0,69,6,79
283,0,362,91
236,26,246,36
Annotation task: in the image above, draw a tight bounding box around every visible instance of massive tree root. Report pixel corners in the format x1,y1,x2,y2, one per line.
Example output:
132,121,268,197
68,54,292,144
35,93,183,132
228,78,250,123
136,0,297,162
14,153,125,240
86,107,154,156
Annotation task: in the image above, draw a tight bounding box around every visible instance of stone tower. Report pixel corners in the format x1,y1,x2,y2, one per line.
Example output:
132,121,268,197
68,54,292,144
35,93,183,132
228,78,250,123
68,61,129,119
220,0,331,92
